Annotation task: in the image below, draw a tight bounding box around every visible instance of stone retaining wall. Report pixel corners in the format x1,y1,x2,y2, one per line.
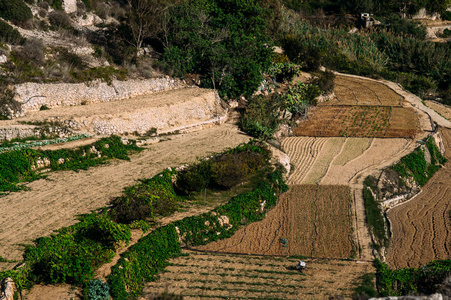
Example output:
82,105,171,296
14,77,185,114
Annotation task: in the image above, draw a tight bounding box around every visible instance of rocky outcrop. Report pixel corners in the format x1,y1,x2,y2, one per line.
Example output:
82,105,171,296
0,277,16,300
268,145,291,180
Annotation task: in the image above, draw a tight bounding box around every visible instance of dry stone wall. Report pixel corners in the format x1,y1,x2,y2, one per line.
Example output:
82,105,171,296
14,77,185,114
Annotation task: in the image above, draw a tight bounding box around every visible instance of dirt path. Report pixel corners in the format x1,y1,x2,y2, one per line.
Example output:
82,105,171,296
0,123,250,266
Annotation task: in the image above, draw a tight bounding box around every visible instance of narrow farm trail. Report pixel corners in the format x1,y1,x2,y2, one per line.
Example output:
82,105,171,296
0,122,250,265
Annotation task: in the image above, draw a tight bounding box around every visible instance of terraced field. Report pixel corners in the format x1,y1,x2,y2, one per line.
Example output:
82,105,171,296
323,76,404,107
425,100,451,121
386,128,451,269
282,137,411,185
142,250,372,300
197,185,355,258
293,106,419,138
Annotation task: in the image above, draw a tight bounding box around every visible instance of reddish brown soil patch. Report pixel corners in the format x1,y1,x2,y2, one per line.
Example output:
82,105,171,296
386,128,451,269
197,185,355,258
294,106,418,138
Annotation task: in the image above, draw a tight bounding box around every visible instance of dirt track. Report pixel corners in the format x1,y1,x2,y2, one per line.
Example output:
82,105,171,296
386,128,451,269
0,123,250,266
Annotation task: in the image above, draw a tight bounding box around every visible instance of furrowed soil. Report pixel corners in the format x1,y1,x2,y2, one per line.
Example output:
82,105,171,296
197,185,355,259
323,76,404,107
282,137,412,185
0,123,250,266
142,250,372,300
425,100,451,121
293,106,419,138
386,128,451,269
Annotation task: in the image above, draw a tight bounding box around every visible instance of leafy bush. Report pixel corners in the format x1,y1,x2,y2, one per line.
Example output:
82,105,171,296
267,62,301,83
87,279,110,300
311,70,335,94
110,169,180,223
381,15,427,40
48,10,72,30
176,160,213,194
392,137,445,186
71,66,127,84
211,151,267,189
24,213,131,285
0,0,32,23
375,259,451,296
0,19,25,44
239,94,282,140
363,176,388,249
278,81,320,117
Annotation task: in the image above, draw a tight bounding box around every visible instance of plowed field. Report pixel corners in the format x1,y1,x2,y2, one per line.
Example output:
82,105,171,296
425,100,451,121
197,185,355,258
142,250,372,300
323,76,404,107
386,128,451,269
293,106,419,138
282,137,411,185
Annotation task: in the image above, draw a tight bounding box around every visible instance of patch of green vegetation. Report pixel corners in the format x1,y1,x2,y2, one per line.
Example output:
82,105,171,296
353,273,377,298
0,0,32,23
71,66,127,84
24,213,131,285
0,135,140,193
108,170,287,299
363,176,388,249
393,137,446,186
0,19,24,45
375,259,451,296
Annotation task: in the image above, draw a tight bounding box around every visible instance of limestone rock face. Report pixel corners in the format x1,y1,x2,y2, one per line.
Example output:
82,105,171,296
0,277,16,300
0,55,7,64
62,0,77,14
269,145,291,180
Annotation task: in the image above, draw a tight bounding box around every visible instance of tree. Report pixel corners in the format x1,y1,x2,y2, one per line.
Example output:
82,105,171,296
161,0,279,99
126,0,182,50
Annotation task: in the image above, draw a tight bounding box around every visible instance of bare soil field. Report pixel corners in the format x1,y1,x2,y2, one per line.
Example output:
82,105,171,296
197,185,355,259
282,137,411,185
425,100,451,121
142,250,372,300
386,128,451,269
0,123,250,267
322,76,404,107
293,106,418,138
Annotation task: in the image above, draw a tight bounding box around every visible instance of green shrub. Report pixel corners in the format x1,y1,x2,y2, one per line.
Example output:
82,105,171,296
110,169,180,223
48,10,72,29
87,279,110,300
278,81,320,117
375,259,451,296
71,66,127,84
176,159,213,194
0,19,24,44
267,62,301,83
211,151,266,189
443,11,451,21
239,94,282,140
0,0,32,23
311,70,335,94
392,137,445,187
24,213,130,285
363,176,388,249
